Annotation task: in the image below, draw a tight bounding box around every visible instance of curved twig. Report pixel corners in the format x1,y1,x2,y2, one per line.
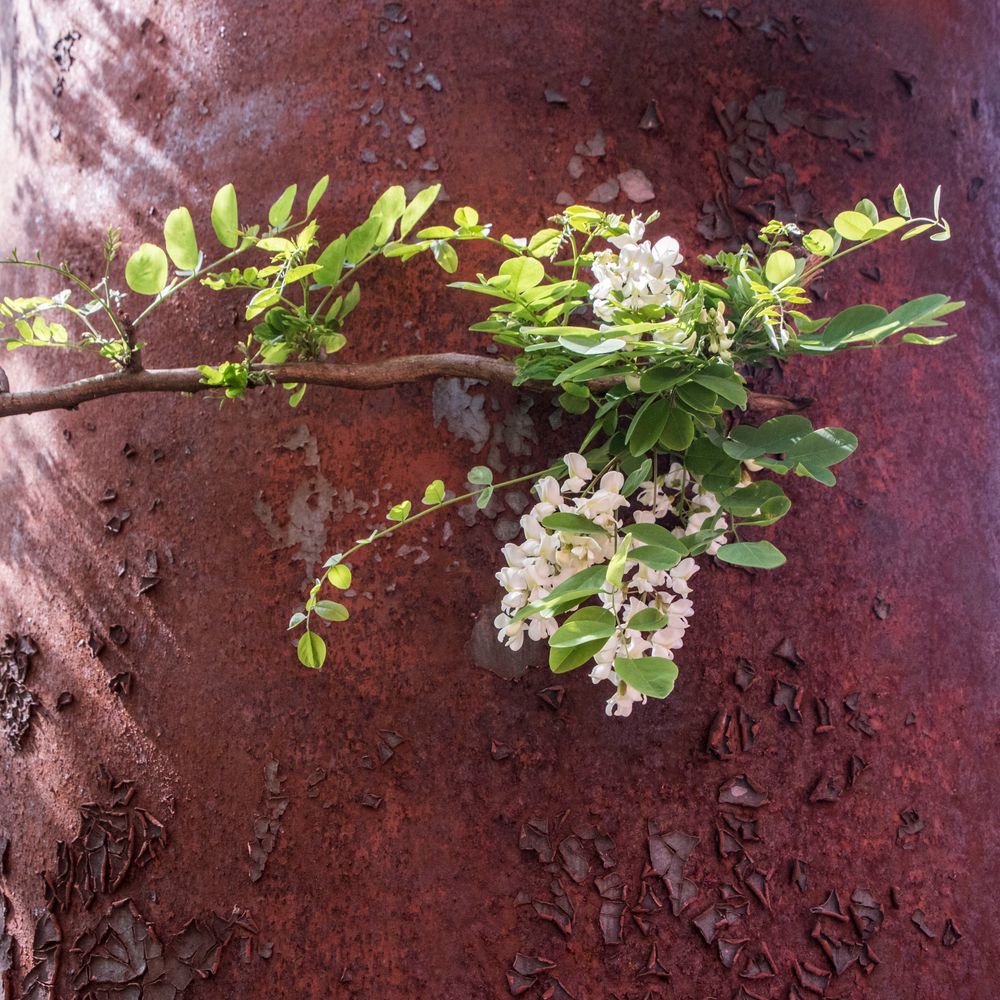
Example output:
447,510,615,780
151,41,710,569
0,354,810,419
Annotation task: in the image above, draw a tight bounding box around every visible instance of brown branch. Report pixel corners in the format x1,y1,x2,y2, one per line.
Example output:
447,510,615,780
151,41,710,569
0,354,810,419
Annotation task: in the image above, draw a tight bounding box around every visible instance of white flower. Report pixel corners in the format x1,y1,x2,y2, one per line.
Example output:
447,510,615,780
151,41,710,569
606,682,646,718
590,219,685,322
563,452,592,492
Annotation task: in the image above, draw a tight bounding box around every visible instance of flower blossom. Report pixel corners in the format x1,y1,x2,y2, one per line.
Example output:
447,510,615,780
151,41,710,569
590,217,684,323
493,453,728,718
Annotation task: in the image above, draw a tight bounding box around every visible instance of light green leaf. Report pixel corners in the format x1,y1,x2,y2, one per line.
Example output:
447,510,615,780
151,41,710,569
606,535,633,589
499,256,545,292
400,184,441,237
163,207,199,270
475,485,494,509
893,184,911,218
467,465,493,485
315,600,350,622
833,210,874,242
630,546,683,571
803,229,834,257
453,206,479,227
422,479,446,505
327,564,352,589
346,216,381,264
622,523,687,554
369,185,407,244
716,540,786,569
125,243,169,295
287,612,307,630
297,630,327,669
432,241,458,273
764,249,796,284
306,175,330,216
613,655,678,699
387,500,412,522
211,183,239,248
268,184,298,228
513,565,607,622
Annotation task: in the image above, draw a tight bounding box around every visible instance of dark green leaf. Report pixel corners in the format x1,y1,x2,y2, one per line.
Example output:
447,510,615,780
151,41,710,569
549,606,617,648
541,512,609,536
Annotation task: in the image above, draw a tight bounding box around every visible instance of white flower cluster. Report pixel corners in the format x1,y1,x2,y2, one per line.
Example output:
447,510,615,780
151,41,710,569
493,455,728,718
590,217,684,323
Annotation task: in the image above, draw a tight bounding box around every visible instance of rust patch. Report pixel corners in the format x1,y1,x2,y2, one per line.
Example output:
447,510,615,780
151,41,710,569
1,632,38,750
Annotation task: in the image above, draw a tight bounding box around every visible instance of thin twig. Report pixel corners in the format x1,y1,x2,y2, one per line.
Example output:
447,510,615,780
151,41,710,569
0,353,810,418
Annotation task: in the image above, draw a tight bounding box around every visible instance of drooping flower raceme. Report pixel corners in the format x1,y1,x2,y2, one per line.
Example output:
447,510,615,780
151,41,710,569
494,455,728,718
590,216,684,323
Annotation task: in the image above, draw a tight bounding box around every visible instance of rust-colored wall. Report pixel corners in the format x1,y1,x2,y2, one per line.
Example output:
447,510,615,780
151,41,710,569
1,2,998,997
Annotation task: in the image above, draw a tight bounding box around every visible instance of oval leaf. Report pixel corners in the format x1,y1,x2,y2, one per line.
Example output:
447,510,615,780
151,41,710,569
124,243,169,295
163,207,199,270
549,607,617,648
715,541,786,569
764,249,796,284
268,183,298,228
833,210,873,242
211,183,239,248
613,655,678,699
297,630,327,669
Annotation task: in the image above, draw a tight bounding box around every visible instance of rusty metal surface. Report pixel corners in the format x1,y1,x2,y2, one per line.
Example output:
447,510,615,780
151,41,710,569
0,1,998,997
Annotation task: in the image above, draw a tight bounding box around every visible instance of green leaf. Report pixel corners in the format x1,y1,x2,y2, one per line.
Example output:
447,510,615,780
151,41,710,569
549,635,608,673
475,485,494,509
454,206,479,227
387,500,412,522
288,383,307,407
833,211,874,242
499,256,545,292
327,564,352,589
432,241,459,273
400,184,441,237
764,249,796,284
211,183,239,248
346,216,382,264
540,512,609,536
163,207,199,270
630,546,683,571
901,222,933,241
640,363,690,393
613,656,678,699
287,612,307,630
513,565,607,622
658,407,695,452
297,630,327,669
855,198,879,225
783,427,858,469
549,606,617,648
315,600,350,622
900,332,955,346
306,175,330,216
370,185,406,244
722,414,813,460
692,373,747,408
626,607,669,631
626,396,670,457
606,535,633,589
621,458,652,498
467,465,493,485
803,228,834,257
622,523,687,553
684,437,742,490
314,235,348,287
125,243,169,295
676,382,720,413
717,481,788,517
422,479,446,505
268,184,298,228
716,540,786,569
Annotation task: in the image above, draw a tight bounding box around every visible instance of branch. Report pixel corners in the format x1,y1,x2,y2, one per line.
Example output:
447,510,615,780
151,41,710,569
0,354,811,419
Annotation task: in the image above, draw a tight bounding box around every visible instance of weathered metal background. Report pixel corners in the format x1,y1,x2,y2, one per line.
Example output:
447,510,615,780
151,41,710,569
1,1,998,997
